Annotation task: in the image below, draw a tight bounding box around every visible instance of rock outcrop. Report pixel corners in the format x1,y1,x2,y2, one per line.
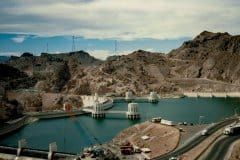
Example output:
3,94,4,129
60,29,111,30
4,31,240,96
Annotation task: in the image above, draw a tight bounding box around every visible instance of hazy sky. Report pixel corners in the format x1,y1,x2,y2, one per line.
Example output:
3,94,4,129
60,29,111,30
0,0,239,59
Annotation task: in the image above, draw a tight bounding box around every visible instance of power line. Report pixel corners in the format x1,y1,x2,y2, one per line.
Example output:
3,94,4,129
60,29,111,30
46,43,49,53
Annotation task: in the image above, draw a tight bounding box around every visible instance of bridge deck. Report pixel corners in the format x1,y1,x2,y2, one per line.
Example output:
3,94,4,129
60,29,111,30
105,110,126,114
82,109,127,114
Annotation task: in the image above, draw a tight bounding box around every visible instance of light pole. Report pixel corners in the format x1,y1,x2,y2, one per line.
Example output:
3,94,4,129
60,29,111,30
199,115,204,124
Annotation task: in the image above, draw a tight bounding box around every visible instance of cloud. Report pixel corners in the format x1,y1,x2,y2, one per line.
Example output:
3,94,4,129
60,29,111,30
0,0,240,39
11,35,27,43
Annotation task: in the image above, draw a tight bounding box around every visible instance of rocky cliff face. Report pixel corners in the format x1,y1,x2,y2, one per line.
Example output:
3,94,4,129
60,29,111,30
168,31,240,85
7,51,102,93
0,99,24,124
2,31,240,98
0,63,37,91
87,31,240,94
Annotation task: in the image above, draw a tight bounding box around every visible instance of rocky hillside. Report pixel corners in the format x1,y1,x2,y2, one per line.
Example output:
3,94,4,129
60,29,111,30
1,31,240,121
2,31,240,97
6,50,102,93
88,31,240,95
0,64,30,123
168,31,240,84
0,99,23,124
0,63,36,91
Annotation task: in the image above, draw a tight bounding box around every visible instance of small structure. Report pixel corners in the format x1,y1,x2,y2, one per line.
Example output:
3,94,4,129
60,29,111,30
48,142,57,160
148,91,158,103
141,135,150,140
120,142,134,155
92,100,105,118
223,124,240,135
17,139,27,157
133,146,141,153
161,119,175,126
125,91,133,101
126,103,140,119
141,148,151,153
151,117,161,123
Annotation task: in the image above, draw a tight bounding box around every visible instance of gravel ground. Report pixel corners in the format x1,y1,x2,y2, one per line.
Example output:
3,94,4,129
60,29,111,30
111,121,180,159
229,140,240,160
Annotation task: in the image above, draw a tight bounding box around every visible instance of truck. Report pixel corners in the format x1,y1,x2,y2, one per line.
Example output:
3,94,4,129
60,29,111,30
223,125,240,135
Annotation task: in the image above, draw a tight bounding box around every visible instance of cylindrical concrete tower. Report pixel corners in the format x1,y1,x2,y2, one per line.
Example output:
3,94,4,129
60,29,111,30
125,91,133,102
148,91,158,103
126,103,140,119
92,101,105,118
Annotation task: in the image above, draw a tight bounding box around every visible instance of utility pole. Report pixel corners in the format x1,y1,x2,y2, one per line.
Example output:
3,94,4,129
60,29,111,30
114,40,117,55
46,43,49,53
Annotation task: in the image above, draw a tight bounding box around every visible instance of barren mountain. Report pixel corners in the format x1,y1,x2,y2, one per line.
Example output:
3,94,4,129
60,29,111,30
1,31,240,121
168,31,240,84
88,31,240,95
7,50,102,92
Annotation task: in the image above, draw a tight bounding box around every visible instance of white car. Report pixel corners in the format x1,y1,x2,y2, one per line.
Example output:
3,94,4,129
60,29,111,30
169,157,178,160
201,129,208,136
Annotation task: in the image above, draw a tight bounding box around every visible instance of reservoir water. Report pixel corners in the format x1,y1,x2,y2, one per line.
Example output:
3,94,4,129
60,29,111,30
0,97,240,153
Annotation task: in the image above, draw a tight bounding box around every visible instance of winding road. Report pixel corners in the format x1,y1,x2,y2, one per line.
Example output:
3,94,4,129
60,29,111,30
204,135,240,160
153,118,238,160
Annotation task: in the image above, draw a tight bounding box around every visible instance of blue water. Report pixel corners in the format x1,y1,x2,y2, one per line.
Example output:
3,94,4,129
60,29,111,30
0,97,240,154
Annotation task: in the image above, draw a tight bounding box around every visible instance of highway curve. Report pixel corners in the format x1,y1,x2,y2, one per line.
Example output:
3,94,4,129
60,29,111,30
153,118,237,160
204,135,240,160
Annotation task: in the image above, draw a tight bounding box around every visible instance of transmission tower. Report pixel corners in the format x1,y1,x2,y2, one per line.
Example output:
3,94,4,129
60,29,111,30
72,36,82,52
72,36,75,52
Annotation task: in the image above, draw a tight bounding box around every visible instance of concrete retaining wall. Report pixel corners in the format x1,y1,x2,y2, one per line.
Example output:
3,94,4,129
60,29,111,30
0,97,113,135
0,146,75,159
28,98,114,119
26,110,86,119
184,92,240,98
0,116,27,136
81,95,108,107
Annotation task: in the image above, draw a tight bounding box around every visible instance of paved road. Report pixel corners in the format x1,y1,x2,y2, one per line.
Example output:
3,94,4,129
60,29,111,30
153,118,237,160
204,135,240,160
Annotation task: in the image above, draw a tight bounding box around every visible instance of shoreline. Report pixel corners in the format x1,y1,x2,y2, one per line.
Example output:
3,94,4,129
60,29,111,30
0,97,239,158
1,95,238,137
112,91,240,100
